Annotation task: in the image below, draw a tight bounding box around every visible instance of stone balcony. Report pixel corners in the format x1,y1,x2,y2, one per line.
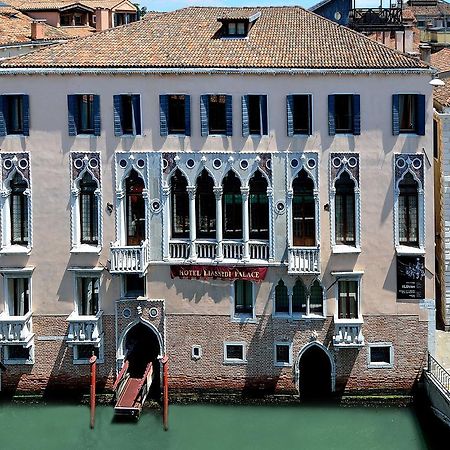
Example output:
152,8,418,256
110,239,150,274
333,318,365,348
0,311,34,345
66,310,103,345
288,246,320,274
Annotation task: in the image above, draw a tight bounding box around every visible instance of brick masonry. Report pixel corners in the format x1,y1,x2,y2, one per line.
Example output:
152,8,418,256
0,313,427,397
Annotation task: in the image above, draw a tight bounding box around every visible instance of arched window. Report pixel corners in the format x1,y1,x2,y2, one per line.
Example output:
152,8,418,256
171,169,189,238
222,171,242,239
249,171,269,240
10,172,28,246
274,280,289,314
79,172,98,245
309,280,323,316
126,169,145,245
292,279,307,314
398,173,418,246
292,169,315,246
196,170,216,238
335,171,355,246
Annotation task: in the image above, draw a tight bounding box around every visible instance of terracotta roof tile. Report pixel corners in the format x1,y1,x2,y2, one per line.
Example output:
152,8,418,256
0,6,429,69
430,49,450,107
8,0,135,11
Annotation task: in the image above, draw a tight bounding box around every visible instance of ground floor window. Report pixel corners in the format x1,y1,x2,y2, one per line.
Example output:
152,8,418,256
224,342,246,364
4,344,33,364
73,344,102,364
274,342,292,367
233,280,254,319
368,343,393,369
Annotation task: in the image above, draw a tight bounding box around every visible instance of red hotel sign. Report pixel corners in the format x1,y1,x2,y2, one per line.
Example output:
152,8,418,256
170,265,268,282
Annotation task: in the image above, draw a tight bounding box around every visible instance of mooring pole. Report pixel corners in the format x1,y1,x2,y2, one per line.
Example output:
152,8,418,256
162,355,169,431
89,354,97,429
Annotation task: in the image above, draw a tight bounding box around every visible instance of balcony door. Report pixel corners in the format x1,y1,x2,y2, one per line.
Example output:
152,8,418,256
126,169,145,245
292,169,315,247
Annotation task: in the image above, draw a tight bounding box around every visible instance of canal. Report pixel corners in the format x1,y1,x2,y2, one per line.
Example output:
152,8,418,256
1,401,449,450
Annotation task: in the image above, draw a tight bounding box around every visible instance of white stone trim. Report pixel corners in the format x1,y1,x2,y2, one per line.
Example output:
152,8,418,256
69,268,103,316
367,342,394,369
332,271,364,321
231,280,256,323
3,339,34,365
72,341,104,365
223,341,247,364
1,269,32,317
274,341,293,367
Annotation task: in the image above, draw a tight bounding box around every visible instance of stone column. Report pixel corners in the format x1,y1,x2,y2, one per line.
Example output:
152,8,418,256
187,186,197,260
214,186,223,260
241,187,250,261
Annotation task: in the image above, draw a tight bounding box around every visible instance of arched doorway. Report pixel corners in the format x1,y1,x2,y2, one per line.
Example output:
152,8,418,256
298,343,333,402
122,321,162,399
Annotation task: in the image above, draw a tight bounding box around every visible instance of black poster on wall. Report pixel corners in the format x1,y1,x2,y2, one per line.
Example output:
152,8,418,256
396,255,425,300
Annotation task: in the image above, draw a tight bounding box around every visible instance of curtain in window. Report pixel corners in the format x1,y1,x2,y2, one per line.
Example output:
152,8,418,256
399,95,416,132
275,280,289,314
398,173,419,245
292,279,307,314
171,169,189,238
222,171,242,239
309,280,323,315
79,94,94,133
79,277,99,316
80,172,98,245
126,169,146,245
249,171,269,240
11,278,29,316
10,172,28,245
338,280,358,319
335,171,355,245
196,170,216,238
292,169,315,246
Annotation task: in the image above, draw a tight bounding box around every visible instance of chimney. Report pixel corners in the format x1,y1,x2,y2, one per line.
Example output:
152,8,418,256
95,8,109,32
31,19,46,40
419,43,431,64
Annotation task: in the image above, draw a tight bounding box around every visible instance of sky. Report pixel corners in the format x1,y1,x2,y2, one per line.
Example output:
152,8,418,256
139,0,381,13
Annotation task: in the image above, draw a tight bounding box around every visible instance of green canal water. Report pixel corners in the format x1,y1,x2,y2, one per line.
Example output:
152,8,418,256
1,402,449,450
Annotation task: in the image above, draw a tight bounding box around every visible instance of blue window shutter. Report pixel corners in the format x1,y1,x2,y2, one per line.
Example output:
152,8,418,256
328,95,335,136
93,95,101,136
286,95,294,137
200,95,209,136
242,95,249,137
352,94,360,135
184,95,191,136
307,95,312,135
225,95,233,136
22,95,29,136
132,94,141,135
261,95,268,135
392,94,400,136
113,95,122,136
0,95,7,136
417,94,426,136
159,94,168,136
67,95,78,136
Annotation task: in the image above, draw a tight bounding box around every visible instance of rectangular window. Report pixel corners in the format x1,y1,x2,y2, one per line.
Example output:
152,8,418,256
79,94,94,134
67,94,100,136
368,344,393,368
338,280,358,319
393,94,425,135
209,95,227,134
168,95,186,134
7,277,30,316
224,342,246,363
73,344,101,364
334,94,353,133
77,277,99,316
123,274,145,298
287,94,312,135
234,280,253,317
242,95,268,136
5,345,32,364
0,94,29,136
114,94,141,136
274,343,292,367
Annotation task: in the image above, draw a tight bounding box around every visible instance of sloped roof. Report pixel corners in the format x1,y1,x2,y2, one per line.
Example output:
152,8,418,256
0,4,70,45
431,48,450,107
7,0,136,11
0,6,429,69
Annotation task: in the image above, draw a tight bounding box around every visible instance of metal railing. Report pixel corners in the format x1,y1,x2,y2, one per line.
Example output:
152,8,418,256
428,353,450,393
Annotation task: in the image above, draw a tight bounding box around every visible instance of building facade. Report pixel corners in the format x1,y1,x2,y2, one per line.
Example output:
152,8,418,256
0,7,435,399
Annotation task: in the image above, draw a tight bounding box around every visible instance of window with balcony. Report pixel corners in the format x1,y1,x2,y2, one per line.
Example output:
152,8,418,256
398,173,419,247
68,94,101,136
338,280,358,319
292,169,315,247
76,276,99,316
287,94,312,136
196,170,216,238
233,280,254,319
159,94,191,136
335,171,355,246
126,170,146,245
200,94,232,136
392,94,425,135
113,94,141,136
223,171,242,239
10,173,29,247
79,172,98,246
328,94,360,135
242,95,268,136
6,277,30,316
171,169,189,238
249,171,269,240
0,94,29,136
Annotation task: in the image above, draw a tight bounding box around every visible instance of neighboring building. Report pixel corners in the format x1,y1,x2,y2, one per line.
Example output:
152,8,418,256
0,7,435,400
6,0,138,37
0,3,69,58
431,48,450,330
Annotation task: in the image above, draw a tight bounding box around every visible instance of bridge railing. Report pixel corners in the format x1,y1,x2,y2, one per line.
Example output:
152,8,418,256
428,353,450,393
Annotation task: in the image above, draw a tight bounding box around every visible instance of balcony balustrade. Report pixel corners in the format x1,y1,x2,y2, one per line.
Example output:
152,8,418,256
0,311,34,345
333,319,365,348
110,239,150,274
288,247,320,274
67,311,103,345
